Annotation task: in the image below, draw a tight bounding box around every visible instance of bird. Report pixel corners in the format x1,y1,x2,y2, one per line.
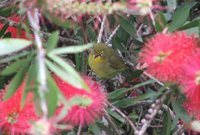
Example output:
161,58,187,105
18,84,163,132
88,43,127,79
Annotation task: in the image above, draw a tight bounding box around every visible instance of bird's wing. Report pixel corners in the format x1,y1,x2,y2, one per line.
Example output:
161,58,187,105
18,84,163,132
107,51,126,70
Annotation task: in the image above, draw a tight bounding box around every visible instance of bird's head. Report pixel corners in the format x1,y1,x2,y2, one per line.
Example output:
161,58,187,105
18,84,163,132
91,43,107,59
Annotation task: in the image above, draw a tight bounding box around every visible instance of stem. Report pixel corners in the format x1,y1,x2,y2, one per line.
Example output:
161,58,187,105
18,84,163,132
27,9,48,119
105,25,120,44
77,125,82,135
97,15,106,43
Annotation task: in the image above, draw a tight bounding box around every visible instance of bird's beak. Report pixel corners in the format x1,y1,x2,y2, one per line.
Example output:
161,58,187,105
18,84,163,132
93,51,104,58
93,54,99,58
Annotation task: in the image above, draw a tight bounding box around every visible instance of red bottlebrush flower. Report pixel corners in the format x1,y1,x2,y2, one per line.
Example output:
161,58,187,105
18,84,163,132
184,100,200,120
139,32,199,82
53,75,107,126
179,51,200,102
0,15,27,38
0,82,38,135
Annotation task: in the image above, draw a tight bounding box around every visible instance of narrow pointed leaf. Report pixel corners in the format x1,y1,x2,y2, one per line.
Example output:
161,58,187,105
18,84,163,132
3,60,30,100
20,61,37,109
109,80,155,100
46,31,59,52
163,110,172,135
47,54,89,91
46,73,59,117
0,23,9,37
0,39,32,56
171,100,191,123
49,43,93,55
119,16,136,37
168,4,191,32
0,51,30,64
1,57,30,75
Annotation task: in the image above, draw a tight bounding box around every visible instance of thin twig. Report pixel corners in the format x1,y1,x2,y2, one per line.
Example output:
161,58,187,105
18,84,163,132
97,15,106,43
107,102,138,132
143,71,165,86
103,109,121,135
105,25,120,44
149,11,155,26
77,125,82,135
27,9,48,119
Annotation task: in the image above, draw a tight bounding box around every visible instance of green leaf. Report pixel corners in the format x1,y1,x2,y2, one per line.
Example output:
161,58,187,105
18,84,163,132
113,91,161,108
108,80,155,100
96,123,114,135
155,13,167,32
46,31,59,52
107,109,125,123
171,100,191,123
46,59,80,89
0,76,7,89
47,54,89,91
49,43,93,55
3,60,30,100
1,57,31,76
124,69,144,81
87,25,97,42
75,53,84,71
46,73,59,117
179,18,200,30
89,124,102,135
0,51,30,64
0,6,15,16
0,23,9,37
21,60,37,109
3,32,12,38
163,110,172,135
69,95,92,107
0,39,32,56
119,16,136,37
168,4,191,32
183,27,199,36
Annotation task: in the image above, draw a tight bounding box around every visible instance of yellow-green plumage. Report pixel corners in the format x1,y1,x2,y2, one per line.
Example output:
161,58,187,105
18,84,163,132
88,43,127,79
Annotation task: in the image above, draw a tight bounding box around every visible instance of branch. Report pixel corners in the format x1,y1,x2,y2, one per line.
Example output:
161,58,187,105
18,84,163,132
105,25,120,44
97,15,106,43
27,9,48,119
77,125,82,135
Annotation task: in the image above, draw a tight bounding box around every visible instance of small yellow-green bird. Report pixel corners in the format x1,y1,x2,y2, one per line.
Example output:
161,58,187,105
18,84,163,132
88,43,127,79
